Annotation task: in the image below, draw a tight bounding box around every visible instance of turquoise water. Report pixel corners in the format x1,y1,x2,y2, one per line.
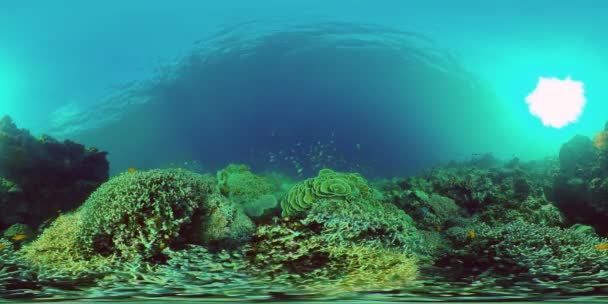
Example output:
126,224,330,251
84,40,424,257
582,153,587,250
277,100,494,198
1,1,608,302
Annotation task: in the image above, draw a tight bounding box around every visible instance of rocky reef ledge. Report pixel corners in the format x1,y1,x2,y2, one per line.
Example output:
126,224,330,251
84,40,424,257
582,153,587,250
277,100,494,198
0,116,109,234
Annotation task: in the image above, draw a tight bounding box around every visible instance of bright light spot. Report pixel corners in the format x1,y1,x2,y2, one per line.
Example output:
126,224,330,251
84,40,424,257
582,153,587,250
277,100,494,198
525,76,586,128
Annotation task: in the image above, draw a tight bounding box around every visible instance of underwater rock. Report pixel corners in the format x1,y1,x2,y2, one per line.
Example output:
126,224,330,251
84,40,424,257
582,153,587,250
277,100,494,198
552,131,608,233
558,135,596,177
0,115,109,230
0,177,27,226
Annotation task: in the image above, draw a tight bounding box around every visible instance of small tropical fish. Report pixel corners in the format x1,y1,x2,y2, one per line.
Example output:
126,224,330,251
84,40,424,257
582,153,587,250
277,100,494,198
0,243,5,250
595,243,608,250
127,167,137,173
467,230,476,239
11,234,27,241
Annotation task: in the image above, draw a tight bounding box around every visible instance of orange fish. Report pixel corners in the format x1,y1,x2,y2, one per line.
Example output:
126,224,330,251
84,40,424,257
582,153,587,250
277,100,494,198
467,230,476,239
11,234,27,241
127,167,137,173
595,243,608,250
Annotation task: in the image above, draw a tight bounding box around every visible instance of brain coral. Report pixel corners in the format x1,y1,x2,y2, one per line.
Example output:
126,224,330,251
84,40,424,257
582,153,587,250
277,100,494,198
78,169,212,259
281,168,372,217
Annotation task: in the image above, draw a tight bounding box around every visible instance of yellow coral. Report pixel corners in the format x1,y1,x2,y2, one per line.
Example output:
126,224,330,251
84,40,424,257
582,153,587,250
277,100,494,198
19,212,116,278
593,131,608,150
310,242,418,294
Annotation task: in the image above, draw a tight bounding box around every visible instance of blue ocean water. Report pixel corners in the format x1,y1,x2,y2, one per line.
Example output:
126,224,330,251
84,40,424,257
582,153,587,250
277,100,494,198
2,0,607,177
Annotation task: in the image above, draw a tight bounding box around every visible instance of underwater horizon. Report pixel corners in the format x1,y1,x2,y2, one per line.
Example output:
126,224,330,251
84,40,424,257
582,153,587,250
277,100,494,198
1,1,608,303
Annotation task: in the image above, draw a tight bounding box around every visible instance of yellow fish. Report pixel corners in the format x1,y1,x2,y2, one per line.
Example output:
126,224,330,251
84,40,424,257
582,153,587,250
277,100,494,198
0,243,5,250
595,243,608,250
467,230,476,239
127,167,137,173
11,234,27,241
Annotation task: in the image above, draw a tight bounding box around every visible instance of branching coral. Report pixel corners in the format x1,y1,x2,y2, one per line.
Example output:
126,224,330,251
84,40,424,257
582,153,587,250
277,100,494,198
0,239,26,294
244,216,419,294
449,220,608,293
19,212,116,281
78,169,213,259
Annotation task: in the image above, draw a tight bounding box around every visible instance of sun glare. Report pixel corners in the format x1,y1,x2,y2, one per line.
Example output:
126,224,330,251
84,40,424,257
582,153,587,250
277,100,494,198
525,76,586,128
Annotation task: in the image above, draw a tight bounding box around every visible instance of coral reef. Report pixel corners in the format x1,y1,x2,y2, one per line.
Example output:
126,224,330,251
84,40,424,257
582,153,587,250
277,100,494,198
4,123,608,300
0,115,109,230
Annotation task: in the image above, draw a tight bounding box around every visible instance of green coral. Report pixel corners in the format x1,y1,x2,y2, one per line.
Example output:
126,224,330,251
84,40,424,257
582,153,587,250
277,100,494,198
304,199,424,255
216,164,276,203
281,169,372,217
242,194,279,218
244,217,419,293
199,193,255,249
215,164,287,220
78,169,212,259
0,239,27,296
245,187,424,291
395,190,462,231
19,212,116,280
450,220,608,293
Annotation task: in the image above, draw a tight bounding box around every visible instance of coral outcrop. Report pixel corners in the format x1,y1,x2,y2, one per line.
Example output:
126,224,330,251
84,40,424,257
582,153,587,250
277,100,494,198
0,115,109,230
552,123,608,233
78,169,213,259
